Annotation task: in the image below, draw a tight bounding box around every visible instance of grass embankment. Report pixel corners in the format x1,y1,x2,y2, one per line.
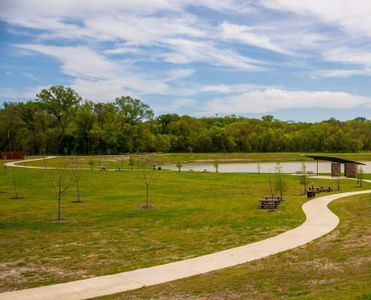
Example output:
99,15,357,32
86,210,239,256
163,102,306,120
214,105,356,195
0,164,369,292
20,152,371,169
98,193,371,300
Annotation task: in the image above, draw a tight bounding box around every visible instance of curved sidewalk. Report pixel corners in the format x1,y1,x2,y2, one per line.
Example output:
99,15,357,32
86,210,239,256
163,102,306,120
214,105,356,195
1,189,370,300
5,156,56,169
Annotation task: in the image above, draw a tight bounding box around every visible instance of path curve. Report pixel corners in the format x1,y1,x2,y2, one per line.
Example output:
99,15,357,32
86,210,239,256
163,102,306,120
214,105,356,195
1,189,370,300
5,156,57,169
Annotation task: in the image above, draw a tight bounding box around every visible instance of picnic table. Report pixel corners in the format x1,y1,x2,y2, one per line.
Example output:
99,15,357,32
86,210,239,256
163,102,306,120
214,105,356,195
259,195,285,209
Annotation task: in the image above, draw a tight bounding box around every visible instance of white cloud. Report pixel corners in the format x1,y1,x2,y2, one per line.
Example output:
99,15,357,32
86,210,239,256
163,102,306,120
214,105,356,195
16,44,118,80
197,84,264,94
165,68,196,81
315,69,371,78
15,44,169,98
263,0,371,38
1,0,371,113
163,39,266,71
219,22,292,55
154,98,196,114
204,88,370,114
324,47,371,66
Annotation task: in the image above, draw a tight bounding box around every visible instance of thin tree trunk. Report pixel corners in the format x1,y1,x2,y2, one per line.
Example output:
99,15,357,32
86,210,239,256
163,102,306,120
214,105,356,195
146,183,149,208
76,179,81,202
58,193,61,220
337,176,340,191
12,173,18,199
58,182,62,220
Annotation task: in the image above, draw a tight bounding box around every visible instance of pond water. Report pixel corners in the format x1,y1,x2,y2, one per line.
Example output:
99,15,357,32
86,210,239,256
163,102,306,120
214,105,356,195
164,161,371,174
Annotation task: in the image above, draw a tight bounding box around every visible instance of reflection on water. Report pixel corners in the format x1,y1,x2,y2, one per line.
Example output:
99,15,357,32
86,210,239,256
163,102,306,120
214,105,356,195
164,161,371,173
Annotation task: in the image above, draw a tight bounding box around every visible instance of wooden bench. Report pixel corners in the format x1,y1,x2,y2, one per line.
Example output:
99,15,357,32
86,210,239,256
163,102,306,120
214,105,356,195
319,186,332,192
99,167,106,171
308,187,321,193
261,195,285,202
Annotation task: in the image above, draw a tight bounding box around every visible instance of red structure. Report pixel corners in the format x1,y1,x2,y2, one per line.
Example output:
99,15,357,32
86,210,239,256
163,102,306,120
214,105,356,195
0,151,25,160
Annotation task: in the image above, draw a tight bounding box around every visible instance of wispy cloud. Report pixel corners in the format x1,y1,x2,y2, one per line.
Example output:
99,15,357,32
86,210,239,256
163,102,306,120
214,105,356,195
203,88,370,114
1,0,371,118
219,22,292,55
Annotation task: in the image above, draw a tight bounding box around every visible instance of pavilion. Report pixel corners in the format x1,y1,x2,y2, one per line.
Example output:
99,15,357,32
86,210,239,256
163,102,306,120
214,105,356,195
306,155,365,178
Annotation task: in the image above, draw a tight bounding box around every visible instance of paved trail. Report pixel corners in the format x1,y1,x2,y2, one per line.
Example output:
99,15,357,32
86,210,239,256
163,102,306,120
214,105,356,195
5,156,57,169
1,158,370,300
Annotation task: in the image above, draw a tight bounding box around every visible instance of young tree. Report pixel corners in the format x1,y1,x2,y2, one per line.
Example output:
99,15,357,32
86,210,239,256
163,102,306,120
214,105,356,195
176,161,183,172
337,174,341,191
0,160,5,194
119,156,125,170
128,156,140,169
267,173,275,211
128,156,135,169
299,162,308,194
139,163,158,209
257,162,261,174
52,166,72,221
142,171,153,208
274,162,286,199
88,158,95,171
43,158,48,169
9,169,22,199
358,167,364,187
3,155,7,172
71,157,82,203
213,161,219,173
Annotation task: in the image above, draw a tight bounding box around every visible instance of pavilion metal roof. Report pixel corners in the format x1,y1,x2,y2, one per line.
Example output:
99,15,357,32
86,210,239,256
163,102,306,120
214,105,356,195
306,155,366,165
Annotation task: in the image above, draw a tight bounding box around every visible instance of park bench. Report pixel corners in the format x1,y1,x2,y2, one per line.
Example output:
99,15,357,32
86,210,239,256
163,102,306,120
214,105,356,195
115,168,123,172
261,195,285,202
99,167,106,171
308,186,321,193
319,186,332,192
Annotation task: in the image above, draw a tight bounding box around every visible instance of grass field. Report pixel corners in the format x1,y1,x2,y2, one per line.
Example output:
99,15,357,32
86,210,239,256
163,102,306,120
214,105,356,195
98,193,371,300
19,152,371,169
1,162,370,292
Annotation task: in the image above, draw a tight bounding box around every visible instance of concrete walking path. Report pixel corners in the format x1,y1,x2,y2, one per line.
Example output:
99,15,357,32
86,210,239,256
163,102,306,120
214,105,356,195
1,188,370,300
5,156,57,169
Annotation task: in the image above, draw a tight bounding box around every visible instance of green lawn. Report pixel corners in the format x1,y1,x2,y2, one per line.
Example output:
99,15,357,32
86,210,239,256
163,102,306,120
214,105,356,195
1,164,369,292
19,152,371,169
98,193,371,300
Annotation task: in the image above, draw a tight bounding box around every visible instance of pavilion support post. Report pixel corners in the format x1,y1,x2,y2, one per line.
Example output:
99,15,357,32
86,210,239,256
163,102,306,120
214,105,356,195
317,160,319,177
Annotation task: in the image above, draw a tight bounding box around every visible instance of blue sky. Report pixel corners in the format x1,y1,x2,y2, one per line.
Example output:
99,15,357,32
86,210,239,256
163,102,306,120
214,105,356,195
0,0,370,121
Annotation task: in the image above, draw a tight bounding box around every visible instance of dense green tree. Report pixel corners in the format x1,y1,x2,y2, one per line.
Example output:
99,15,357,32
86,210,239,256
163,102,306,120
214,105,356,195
0,86,370,154
115,96,154,125
36,86,81,153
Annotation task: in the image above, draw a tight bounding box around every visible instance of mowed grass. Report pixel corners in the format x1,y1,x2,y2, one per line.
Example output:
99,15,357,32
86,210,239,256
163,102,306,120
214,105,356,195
1,164,369,292
19,152,371,169
98,193,371,300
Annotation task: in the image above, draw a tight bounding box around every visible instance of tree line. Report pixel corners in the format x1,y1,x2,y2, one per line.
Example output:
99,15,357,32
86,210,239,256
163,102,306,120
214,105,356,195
1,85,370,155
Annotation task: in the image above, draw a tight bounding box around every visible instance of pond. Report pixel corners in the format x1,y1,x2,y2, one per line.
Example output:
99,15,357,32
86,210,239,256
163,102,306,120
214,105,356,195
164,161,371,174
